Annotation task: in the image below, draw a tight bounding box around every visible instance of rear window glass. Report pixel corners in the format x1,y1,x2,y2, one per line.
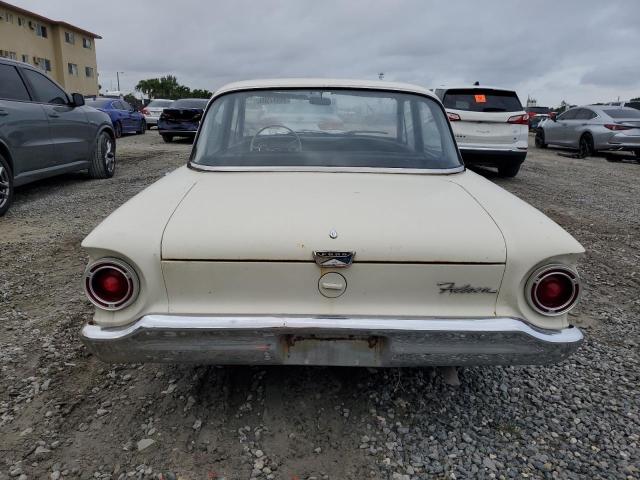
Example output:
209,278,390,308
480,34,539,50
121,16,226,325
170,99,209,109
528,106,551,114
606,108,640,119
148,99,173,108
443,89,523,113
192,88,461,170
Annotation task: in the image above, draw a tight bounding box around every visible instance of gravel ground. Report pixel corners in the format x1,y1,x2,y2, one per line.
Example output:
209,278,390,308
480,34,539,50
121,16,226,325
0,131,638,480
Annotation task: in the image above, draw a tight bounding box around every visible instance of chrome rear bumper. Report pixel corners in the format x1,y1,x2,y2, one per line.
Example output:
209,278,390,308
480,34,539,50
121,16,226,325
80,315,583,367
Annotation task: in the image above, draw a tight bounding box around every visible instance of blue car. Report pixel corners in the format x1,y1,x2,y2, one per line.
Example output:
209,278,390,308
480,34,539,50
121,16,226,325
85,98,146,138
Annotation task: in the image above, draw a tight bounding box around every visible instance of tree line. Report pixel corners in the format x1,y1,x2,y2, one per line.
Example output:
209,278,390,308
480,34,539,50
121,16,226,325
135,75,213,100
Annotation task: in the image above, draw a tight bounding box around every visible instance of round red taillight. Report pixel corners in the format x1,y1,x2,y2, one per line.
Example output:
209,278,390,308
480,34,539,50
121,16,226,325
526,265,580,316
84,259,139,310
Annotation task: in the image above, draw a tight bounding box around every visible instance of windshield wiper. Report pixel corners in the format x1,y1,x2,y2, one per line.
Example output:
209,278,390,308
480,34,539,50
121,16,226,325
344,130,389,135
294,129,334,135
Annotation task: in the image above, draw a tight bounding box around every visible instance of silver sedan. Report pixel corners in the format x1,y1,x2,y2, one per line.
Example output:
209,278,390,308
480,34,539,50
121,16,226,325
141,99,173,127
535,106,640,157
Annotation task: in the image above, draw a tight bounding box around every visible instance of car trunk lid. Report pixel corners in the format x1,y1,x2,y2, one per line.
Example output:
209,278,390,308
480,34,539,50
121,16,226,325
161,172,506,263
449,110,524,145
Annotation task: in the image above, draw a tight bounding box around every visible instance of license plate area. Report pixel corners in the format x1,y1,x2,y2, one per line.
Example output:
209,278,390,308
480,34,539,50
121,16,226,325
283,334,383,366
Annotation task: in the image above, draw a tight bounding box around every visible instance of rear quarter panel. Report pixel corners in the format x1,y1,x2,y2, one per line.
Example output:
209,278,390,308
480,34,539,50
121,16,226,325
82,167,197,327
450,171,585,330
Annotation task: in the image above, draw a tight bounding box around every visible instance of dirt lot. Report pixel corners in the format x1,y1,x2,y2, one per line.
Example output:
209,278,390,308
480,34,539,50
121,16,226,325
1,132,638,480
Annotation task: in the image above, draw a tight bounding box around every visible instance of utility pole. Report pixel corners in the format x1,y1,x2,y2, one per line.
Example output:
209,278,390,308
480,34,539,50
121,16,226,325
116,72,124,91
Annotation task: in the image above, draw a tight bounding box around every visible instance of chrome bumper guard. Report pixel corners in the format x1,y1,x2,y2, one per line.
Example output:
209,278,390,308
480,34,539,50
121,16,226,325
80,315,583,367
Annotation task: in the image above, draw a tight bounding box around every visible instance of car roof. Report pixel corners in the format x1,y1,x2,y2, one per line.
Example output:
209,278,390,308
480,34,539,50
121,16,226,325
0,57,40,72
435,85,517,93
584,105,637,114
213,78,436,99
594,105,637,111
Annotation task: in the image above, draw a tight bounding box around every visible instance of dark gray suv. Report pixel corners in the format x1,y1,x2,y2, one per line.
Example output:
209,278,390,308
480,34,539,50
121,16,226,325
0,58,115,216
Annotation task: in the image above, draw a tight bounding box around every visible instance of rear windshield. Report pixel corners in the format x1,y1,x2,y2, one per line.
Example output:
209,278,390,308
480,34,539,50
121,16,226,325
191,89,461,170
443,89,523,113
147,99,173,108
528,106,551,114
606,108,640,119
170,98,209,109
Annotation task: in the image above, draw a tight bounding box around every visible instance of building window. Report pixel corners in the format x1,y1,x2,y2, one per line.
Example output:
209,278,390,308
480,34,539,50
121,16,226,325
0,50,17,60
35,23,48,38
68,63,78,76
65,31,75,44
18,17,25,26
21,54,28,63
34,57,51,72
82,37,92,49
3,12,14,23
85,66,94,78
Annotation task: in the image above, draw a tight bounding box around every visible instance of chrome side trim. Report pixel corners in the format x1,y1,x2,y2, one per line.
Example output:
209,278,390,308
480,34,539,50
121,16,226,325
81,315,583,367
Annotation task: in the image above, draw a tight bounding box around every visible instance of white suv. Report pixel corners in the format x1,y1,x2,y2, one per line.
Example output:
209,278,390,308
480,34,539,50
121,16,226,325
434,86,529,177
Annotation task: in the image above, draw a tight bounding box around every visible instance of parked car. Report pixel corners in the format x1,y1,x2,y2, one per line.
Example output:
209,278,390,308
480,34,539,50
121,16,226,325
526,106,551,130
434,86,529,177
535,105,640,157
0,58,115,217
141,99,173,128
527,106,551,116
157,98,209,143
80,79,584,367
529,114,550,131
85,98,146,138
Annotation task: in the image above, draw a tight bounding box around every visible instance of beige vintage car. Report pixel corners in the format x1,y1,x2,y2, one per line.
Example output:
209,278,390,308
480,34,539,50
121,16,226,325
80,79,584,367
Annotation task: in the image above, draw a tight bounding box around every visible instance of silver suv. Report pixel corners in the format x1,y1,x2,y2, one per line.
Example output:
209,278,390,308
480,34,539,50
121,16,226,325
0,58,115,216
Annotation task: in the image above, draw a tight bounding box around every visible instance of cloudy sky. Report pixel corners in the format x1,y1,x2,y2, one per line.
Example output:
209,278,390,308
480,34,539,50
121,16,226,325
12,0,640,106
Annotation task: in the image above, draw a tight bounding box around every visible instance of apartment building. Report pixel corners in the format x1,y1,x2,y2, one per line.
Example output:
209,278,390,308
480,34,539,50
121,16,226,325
0,1,101,95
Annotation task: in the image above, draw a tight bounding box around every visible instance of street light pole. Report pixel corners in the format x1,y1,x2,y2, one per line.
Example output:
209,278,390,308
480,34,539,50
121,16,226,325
116,72,124,91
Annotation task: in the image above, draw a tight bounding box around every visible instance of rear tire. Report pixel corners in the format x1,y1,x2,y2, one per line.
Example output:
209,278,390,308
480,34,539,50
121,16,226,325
578,134,594,158
114,121,123,138
137,120,146,135
0,154,14,217
88,131,116,179
497,163,521,178
535,129,547,148
162,134,173,143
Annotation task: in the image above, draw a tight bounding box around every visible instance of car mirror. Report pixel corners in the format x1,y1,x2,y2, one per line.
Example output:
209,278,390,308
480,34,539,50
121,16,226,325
71,93,85,107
